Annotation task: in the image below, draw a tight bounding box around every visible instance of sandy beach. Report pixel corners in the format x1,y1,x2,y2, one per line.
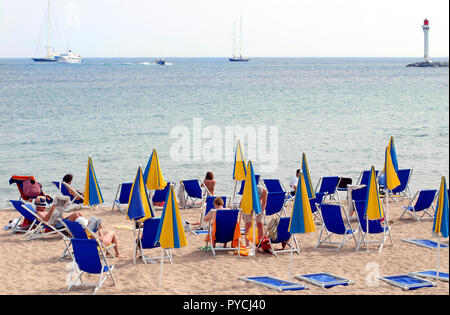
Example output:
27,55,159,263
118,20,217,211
0,197,448,296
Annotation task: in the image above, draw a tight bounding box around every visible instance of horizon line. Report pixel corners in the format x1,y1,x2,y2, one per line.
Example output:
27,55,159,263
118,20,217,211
1,56,449,59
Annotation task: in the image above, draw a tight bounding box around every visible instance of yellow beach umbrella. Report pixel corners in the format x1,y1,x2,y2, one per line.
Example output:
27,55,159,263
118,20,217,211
301,153,316,199
83,155,104,206
143,148,167,190
233,139,247,181
432,176,449,283
127,166,154,222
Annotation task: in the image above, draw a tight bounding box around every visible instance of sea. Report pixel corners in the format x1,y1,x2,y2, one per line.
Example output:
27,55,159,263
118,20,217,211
0,57,448,208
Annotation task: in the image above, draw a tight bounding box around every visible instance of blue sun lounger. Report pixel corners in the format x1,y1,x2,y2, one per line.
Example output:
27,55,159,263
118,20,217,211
401,238,449,249
380,274,436,291
400,189,437,221
111,182,132,213
239,276,308,292
409,270,449,282
295,273,354,289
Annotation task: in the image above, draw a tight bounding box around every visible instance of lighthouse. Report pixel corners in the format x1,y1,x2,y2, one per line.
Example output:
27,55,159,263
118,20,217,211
422,19,430,62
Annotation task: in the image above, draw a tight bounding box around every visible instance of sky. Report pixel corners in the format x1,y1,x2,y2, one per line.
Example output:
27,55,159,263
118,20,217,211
0,0,449,58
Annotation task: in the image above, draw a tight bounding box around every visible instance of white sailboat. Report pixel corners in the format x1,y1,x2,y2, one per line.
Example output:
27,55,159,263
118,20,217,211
32,0,81,63
229,16,250,62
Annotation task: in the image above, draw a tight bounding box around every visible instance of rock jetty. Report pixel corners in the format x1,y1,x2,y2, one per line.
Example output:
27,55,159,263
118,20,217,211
407,61,449,67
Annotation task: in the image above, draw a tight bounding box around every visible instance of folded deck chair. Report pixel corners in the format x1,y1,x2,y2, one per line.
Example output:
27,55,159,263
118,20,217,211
199,196,227,225
315,176,341,202
315,204,357,251
357,170,379,186
9,200,39,236
265,192,288,217
61,219,116,259
52,181,84,205
400,189,437,221
401,238,449,249
10,200,67,241
295,273,354,289
261,217,299,256
409,270,449,282
111,182,132,213
136,217,172,264
179,179,209,209
206,209,241,256
379,274,436,291
238,276,308,292
353,200,393,252
68,238,116,295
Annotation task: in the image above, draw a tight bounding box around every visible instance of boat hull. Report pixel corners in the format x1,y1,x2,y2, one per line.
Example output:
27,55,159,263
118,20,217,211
32,58,58,63
229,58,250,62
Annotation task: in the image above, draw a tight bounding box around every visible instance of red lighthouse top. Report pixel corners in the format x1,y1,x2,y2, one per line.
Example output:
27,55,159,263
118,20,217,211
424,19,429,26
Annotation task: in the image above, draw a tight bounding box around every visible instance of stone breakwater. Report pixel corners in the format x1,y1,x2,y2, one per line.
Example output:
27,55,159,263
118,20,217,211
407,61,449,67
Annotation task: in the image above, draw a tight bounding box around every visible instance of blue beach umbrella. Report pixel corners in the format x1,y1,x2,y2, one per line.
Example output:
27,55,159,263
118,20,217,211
127,166,154,222
301,153,316,199
83,155,104,206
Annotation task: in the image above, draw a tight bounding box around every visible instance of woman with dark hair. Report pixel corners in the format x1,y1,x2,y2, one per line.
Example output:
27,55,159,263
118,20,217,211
202,171,216,196
62,174,84,201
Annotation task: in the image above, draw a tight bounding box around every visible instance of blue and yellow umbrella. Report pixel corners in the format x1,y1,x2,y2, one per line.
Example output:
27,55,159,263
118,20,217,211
155,184,187,286
432,176,449,283
288,172,315,279
127,166,154,222
301,153,315,199
233,140,247,181
365,166,384,221
83,156,104,206
143,148,167,190
240,161,261,216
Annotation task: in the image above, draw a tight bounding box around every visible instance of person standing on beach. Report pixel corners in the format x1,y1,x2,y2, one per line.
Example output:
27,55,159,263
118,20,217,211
242,184,267,247
289,169,300,196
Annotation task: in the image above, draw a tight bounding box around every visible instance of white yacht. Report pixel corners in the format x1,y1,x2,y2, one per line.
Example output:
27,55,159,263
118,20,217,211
56,50,82,63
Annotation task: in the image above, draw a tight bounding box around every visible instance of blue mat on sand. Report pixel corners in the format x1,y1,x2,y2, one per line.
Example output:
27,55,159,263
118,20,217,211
239,276,307,292
295,273,354,288
380,274,436,291
401,239,449,249
409,270,449,282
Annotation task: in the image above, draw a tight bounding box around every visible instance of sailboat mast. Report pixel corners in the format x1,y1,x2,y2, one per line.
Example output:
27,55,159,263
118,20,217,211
232,21,237,58
45,0,52,57
239,16,243,58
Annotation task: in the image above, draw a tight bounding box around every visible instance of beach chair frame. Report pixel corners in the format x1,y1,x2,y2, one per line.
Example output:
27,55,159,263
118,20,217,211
408,270,449,282
401,238,449,249
353,201,393,252
379,274,436,291
134,218,173,265
67,238,116,295
262,178,293,202
387,169,414,202
400,189,437,221
52,181,85,206
315,176,342,202
295,273,354,288
111,182,133,213
179,179,210,209
238,276,308,292
206,209,241,257
260,217,300,257
315,204,357,251
8,200,40,236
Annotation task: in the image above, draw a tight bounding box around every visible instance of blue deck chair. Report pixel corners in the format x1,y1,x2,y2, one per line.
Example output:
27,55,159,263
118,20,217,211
200,196,228,224
380,274,436,291
265,192,287,217
400,189,437,221
180,179,209,209
262,178,293,202
9,200,39,236
10,200,68,241
315,204,357,251
357,170,379,186
388,169,413,201
353,200,393,252
111,182,132,213
52,181,84,205
151,182,172,209
315,176,341,202
237,175,261,195
409,270,449,282
295,273,354,289
239,276,308,292
264,217,300,257
309,192,326,223
136,217,172,264
68,238,116,295
206,209,241,256
61,219,116,258
351,186,368,202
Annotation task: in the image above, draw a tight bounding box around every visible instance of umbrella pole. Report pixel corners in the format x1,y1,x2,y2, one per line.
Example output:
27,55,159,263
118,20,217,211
289,244,293,281
366,215,369,252
159,248,165,287
133,222,137,264
231,181,237,207
436,234,440,284
253,212,256,259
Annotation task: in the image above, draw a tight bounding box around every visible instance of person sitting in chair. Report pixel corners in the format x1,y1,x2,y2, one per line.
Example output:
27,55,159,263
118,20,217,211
63,174,84,201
